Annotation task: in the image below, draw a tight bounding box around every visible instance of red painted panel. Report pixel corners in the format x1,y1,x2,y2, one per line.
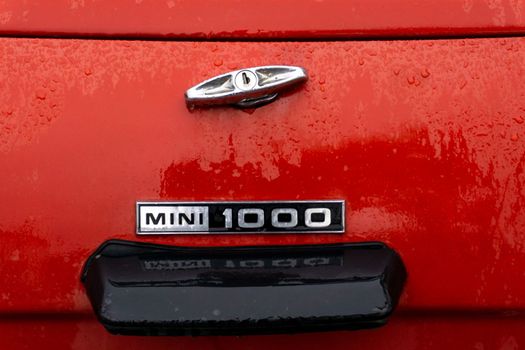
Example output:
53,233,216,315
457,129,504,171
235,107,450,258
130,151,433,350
0,0,524,39
0,38,524,317
1,314,525,349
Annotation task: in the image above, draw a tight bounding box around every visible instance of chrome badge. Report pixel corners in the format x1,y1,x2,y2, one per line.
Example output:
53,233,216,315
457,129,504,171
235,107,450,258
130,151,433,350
185,65,308,109
136,201,344,235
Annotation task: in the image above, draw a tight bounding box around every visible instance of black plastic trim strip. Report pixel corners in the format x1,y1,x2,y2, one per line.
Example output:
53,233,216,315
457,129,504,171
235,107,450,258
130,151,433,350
81,239,406,336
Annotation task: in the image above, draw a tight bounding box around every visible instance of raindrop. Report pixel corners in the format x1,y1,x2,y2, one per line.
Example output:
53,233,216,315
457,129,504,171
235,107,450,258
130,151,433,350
35,89,46,100
241,108,255,115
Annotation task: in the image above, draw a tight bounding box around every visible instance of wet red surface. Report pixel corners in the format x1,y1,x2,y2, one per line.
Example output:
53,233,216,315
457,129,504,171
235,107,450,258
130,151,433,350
0,0,524,39
0,37,524,346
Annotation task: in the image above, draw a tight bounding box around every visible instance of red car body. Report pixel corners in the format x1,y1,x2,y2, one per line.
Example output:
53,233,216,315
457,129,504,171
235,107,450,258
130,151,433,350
0,0,525,348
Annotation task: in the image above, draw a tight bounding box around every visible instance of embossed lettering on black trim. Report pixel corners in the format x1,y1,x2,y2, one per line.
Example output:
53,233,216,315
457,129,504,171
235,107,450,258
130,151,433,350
136,201,344,234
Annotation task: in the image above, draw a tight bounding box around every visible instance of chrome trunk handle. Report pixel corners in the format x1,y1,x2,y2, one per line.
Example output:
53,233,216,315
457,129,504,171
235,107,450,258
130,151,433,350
185,65,308,109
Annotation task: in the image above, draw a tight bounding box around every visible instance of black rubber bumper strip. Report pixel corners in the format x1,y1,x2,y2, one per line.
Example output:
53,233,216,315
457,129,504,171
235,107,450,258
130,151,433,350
81,240,406,336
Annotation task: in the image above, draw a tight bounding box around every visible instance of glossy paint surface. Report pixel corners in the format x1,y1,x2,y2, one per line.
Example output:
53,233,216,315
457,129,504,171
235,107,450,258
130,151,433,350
0,0,524,39
0,37,524,345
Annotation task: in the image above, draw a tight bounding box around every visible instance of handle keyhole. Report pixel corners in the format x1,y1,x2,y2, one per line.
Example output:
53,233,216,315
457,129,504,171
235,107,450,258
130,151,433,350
242,72,250,86
234,70,257,91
